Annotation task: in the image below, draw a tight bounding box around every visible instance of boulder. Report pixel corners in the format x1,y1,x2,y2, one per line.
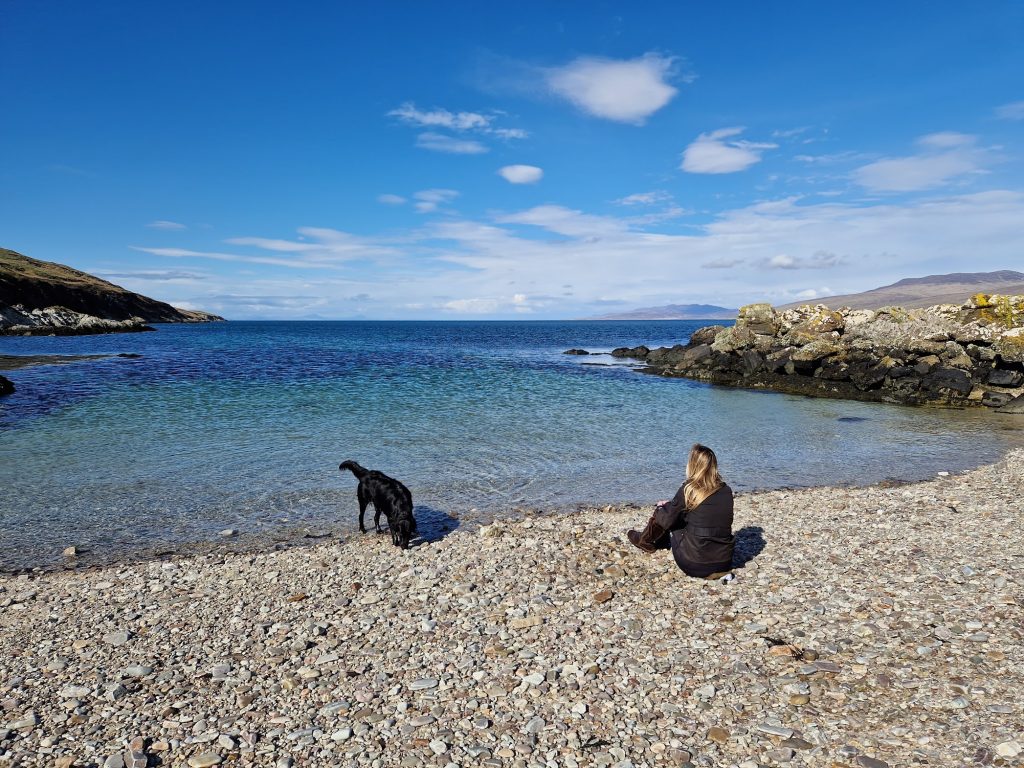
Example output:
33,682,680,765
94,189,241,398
688,325,726,346
996,394,1024,414
922,367,973,396
610,345,650,359
736,303,779,335
0,374,13,396
982,391,1014,408
992,328,1024,364
563,348,590,355
987,369,1024,387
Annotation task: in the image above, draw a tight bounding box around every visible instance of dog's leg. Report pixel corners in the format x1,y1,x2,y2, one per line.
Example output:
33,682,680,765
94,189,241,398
358,485,370,533
375,507,385,533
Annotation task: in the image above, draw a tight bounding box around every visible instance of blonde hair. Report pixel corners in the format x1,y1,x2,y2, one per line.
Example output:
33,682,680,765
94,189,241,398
683,444,724,510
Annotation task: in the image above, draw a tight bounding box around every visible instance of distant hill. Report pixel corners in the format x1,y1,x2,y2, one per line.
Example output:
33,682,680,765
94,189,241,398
779,270,1024,311
586,303,737,320
0,248,222,323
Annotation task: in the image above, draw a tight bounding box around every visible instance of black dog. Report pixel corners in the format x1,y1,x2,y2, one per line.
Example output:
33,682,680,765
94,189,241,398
338,460,417,549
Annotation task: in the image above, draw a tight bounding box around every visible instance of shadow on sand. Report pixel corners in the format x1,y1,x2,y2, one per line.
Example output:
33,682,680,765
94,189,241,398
409,504,462,546
733,525,766,569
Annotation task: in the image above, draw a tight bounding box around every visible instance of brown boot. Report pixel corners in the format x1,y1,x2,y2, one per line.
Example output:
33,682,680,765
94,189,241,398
627,516,667,553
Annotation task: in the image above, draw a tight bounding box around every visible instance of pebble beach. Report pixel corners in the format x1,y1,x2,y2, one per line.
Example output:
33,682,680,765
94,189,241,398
2,449,1023,768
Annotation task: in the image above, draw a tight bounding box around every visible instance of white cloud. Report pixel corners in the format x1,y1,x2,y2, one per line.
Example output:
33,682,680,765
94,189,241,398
701,257,744,269
995,100,1024,120
377,194,406,205
852,132,990,192
546,53,680,124
615,191,671,206
416,132,488,154
493,128,529,140
147,220,186,230
98,269,206,282
761,251,842,270
413,188,459,213
388,102,528,155
498,164,543,184
389,103,491,131
496,205,626,237
681,127,777,174
133,190,1024,318
442,297,501,313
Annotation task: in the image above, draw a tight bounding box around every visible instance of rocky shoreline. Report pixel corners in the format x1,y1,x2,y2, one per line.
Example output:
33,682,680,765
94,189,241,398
2,451,1022,767
588,295,1024,414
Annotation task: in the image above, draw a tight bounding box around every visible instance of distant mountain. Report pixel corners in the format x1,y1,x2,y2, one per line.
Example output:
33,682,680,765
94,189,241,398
0,247,223,324
779,270,1024,311
585,303,738,320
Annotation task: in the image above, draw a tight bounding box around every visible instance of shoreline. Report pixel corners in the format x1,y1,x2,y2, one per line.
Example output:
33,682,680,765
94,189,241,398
2,444,1015,578
2,449,1022,766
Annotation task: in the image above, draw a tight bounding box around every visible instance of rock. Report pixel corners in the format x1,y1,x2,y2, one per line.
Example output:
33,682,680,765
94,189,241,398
997,394,1024,413
0,374,13,396
428,739,448,755
736,303,779,335
219,529,238,537
855,757,890,768
62,546,77,557
7,713,39,730
563,348,590,355
510,616,543,629
707,726,729,743
583,295,1024,410
995,741,1022,758
187,753,223,767
592,589,613,604
408,678,439,691
524,717,545,734
104,630,131,646
988,368,1024,387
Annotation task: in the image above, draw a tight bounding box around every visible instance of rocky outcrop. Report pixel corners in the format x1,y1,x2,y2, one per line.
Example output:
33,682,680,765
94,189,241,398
0,247,224,335
610,294,1024,411
0,305,154,336
0,374,13,396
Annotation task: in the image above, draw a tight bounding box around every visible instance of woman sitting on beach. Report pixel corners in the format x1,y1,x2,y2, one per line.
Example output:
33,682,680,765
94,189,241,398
627,443,735,579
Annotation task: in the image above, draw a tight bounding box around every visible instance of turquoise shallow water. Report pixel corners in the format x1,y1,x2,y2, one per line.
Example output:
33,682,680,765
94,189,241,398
1,320,1021,571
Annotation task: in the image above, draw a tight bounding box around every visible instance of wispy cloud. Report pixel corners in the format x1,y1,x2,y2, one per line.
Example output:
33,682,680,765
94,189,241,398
701,257,745,269
389,103,492,131
146,220,187,230
681,127,777,174
995,100,1024,120
415,132,488,154
852,132,990,192
132,190,1024,318
498,164,543,184
377,194,406,205
414,188,459,213
546,53,682,124
389,102,527,154
760,251,843,270
97,269,206,282
615,191,672,206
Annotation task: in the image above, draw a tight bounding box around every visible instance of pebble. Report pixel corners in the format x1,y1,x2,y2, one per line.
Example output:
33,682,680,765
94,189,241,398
103,631,130,646
187,754,223,767
995,741,1021,758
408,677,439,690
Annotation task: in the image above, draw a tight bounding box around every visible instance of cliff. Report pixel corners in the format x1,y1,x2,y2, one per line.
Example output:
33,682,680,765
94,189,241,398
0,248,223,335
602,294,1024,413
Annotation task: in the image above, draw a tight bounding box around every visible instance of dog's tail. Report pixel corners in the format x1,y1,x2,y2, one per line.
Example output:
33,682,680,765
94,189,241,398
338,460,368,479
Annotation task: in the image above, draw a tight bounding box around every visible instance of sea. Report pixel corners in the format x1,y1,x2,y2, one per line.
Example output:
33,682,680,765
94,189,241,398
2,320,1021,571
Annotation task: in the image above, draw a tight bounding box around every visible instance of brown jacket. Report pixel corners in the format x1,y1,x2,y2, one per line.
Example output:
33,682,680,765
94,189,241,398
654,482,734,577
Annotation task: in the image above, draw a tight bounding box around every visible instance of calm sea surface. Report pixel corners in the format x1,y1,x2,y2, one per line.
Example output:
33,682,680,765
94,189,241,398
2,320,1021,570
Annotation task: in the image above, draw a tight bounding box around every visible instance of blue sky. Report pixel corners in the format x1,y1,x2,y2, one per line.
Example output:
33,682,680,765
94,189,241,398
2,1,1022,319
